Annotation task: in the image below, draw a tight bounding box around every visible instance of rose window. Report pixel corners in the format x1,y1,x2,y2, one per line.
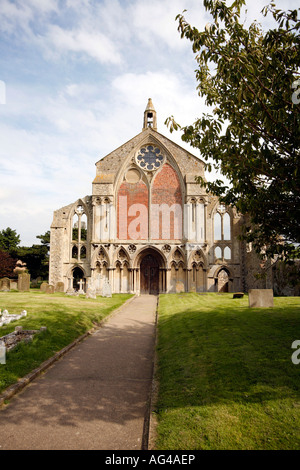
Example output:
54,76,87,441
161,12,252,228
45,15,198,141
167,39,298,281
136,146,164,171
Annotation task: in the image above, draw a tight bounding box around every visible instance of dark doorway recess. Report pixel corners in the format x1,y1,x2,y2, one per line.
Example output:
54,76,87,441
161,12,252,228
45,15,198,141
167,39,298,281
140,254,160,294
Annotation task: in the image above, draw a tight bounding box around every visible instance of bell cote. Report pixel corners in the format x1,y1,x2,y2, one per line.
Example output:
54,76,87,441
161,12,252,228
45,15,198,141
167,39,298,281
143,98,157,131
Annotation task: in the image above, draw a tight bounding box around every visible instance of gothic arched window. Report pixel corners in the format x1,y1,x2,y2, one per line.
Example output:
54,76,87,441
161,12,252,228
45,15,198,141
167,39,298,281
72,245,78,259
214,212,222,240
224,246,231,260
80,246,86,259
214,206,231,241
215,246,222,260
223,213,231,240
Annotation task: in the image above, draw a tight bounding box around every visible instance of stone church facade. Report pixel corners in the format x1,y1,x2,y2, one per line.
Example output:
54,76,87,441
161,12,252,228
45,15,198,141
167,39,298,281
49,99,267,295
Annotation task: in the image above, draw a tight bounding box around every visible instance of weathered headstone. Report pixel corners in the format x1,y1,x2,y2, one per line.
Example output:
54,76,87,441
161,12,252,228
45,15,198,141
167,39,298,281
95,274,103,295
9,280,18,290
0,277,10,291
86,288,97,299
55,282,65,293
46,284,55,294
17,273,30,291
77,279,85,295
40,282,48,292
233,292,244,299
86,279,97,299
102,279,112,298
248,289,273,308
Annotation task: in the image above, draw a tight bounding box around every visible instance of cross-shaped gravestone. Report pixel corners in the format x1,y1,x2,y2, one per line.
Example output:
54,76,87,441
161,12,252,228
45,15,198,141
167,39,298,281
77,279,85,294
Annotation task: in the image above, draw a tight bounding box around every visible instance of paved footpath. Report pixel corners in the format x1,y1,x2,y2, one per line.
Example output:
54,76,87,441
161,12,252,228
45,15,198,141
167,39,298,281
0,295,157,450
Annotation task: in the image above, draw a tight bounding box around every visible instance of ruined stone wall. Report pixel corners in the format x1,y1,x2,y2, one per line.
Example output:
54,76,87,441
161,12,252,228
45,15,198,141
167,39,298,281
49,226,65,287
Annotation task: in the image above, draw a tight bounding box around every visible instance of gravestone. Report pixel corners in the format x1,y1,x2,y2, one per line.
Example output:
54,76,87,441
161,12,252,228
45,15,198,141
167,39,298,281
86,279,97,299
233,292,244,299
102,279,112,298
0,277,10,291
77,279,85,295
10,280,18,290
86,288,97,299
40,282,48,292
18,273,30,291
46,284,55,294
95,274,103,295
31,279,38,288
248,289,273,308
55,282,65,293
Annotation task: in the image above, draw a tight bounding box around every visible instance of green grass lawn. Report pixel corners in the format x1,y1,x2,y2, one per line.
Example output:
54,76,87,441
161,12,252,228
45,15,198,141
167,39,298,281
0,290,132,394
154,293,300,450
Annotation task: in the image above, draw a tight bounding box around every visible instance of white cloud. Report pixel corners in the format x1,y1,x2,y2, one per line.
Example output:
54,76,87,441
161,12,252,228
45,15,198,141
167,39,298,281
0,0,59,36
111,70,208,143
0,1,33,35
129,0,207,50
42,25,123,64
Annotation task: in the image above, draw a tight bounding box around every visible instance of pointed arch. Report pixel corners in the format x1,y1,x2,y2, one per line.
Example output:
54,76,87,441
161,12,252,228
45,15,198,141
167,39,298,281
91,244,110,269
169,246,186,269
114,246,130,267
187,249,207,270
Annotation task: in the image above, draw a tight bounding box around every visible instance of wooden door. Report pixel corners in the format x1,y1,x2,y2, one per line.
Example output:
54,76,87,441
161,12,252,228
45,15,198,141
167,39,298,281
140,254,159,294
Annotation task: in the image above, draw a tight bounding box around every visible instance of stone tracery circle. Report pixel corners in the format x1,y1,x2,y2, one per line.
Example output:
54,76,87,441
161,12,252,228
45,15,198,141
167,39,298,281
136,145,164,171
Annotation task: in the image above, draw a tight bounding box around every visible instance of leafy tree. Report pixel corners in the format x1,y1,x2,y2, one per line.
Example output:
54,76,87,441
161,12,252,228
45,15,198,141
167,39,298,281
17,244,49,280
0,250,16,278
0,229,49,280
166,0,300,261
36,230,50,248
0,227,20,254
16,231,50,280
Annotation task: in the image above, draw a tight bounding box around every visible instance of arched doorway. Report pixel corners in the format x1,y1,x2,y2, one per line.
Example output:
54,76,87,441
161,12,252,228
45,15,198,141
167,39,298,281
215,268,230,293
140,254,160,294
73,266,85,291
136,247,166,295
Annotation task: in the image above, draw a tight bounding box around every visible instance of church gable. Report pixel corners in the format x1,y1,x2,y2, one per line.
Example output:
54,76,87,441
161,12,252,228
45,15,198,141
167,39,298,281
93,110,206,199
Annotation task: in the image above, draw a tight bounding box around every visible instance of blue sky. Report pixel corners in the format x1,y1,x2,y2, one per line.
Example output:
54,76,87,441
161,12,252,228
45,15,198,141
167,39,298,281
0,0,296,245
